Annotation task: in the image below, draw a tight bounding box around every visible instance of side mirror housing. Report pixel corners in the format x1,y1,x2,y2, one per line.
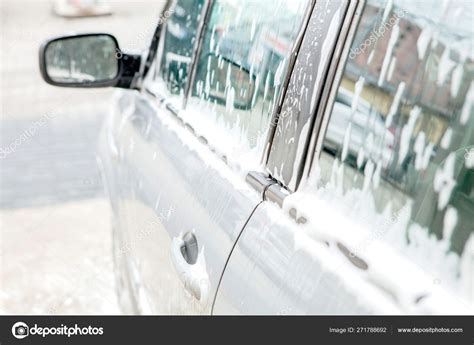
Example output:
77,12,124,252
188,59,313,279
39,33,141,89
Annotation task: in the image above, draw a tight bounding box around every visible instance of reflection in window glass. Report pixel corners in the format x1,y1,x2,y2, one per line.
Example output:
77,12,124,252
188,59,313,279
156,0,205,96
185,0,309,168
318,0,473,302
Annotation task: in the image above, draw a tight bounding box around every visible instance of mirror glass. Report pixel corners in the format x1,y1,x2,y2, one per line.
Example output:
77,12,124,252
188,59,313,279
45,35,119,84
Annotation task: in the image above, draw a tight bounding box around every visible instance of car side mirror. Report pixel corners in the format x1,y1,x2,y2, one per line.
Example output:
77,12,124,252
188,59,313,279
39,33,141,89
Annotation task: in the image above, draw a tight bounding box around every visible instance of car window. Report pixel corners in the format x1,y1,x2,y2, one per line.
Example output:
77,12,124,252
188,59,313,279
153,0,205,98
314,0,473,302
183,0,310,170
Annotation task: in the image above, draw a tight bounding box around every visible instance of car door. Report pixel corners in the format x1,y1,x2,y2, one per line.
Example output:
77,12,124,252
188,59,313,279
109,0,313,314
214,0,473,314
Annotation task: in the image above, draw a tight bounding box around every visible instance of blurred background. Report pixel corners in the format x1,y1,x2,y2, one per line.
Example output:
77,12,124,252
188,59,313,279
0,0,164,314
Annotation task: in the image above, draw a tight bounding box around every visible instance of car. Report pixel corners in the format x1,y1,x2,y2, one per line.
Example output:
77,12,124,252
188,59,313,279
39,0,473,314
324,87,395,170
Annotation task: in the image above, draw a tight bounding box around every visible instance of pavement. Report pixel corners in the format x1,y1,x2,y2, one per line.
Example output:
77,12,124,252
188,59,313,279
0,0,165,314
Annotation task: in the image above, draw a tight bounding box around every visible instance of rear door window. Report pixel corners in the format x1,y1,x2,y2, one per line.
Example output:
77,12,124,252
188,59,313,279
315,0,473,302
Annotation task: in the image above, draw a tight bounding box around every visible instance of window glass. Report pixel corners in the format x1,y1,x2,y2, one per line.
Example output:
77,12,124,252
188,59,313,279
183,0,310,169
154,0,205,97
316,0,473,301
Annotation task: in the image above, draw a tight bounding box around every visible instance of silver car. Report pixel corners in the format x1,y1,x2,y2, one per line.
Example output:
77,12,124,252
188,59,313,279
39,0,473,315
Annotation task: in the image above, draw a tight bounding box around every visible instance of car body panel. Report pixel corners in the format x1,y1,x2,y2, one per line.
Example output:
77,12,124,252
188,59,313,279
94,0,474,315
213,200,400,314
101,87,261,313
216,0,474,314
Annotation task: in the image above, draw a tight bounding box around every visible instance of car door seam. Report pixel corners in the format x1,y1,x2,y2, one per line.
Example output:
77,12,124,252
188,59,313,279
210,199,264,314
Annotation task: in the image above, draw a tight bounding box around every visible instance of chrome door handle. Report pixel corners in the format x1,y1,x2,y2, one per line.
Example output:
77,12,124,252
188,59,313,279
171,232,209,304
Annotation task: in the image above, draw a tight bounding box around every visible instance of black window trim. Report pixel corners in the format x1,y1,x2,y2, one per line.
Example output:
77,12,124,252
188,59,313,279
183,0,212,108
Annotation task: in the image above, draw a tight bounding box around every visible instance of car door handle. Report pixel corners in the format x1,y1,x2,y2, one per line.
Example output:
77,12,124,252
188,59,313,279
171,232,209,304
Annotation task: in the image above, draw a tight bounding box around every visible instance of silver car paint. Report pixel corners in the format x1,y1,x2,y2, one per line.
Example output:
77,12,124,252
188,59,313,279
97,0,359,315
101,87,262,314
212,201,399,314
